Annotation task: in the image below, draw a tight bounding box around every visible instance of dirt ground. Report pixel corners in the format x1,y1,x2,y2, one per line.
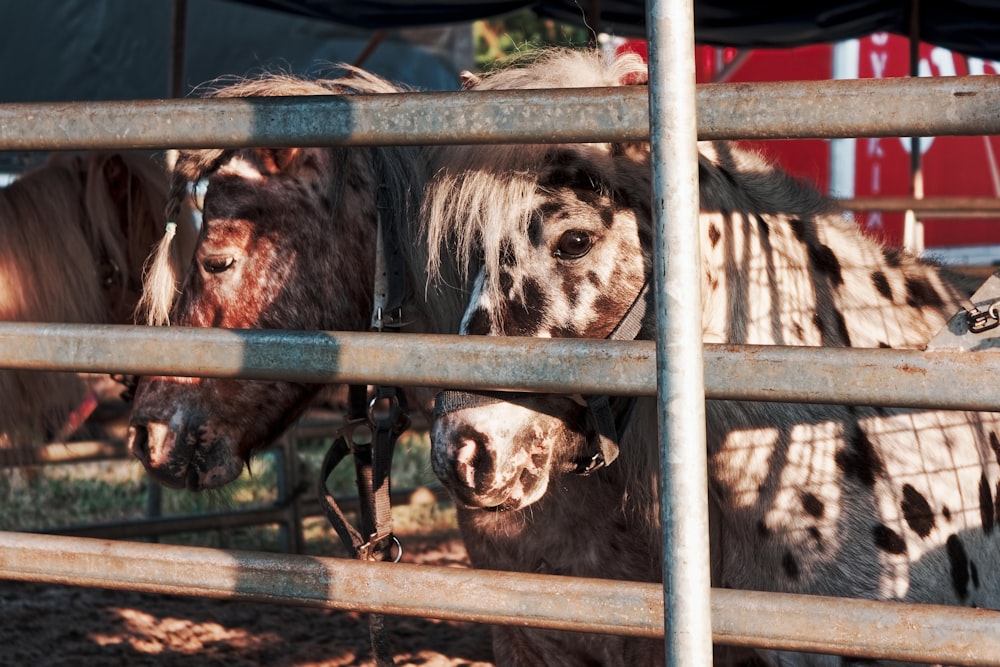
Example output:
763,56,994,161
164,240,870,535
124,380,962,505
0,533,496,667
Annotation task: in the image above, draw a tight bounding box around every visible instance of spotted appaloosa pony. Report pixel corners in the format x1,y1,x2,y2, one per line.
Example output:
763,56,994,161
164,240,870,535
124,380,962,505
0,151,196,450
426,49,1000,666
126,68,469,491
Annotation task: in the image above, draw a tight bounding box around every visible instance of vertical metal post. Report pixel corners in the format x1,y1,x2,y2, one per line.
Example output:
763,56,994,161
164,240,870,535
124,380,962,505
165,0,187,174
830,40,860,201
903,0,925,255
275,434,305,554
169,0,187,99
645,0,713,664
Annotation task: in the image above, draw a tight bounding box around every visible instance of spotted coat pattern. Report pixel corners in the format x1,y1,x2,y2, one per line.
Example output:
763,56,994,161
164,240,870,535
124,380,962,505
425,50,1000,667
126,70,469,490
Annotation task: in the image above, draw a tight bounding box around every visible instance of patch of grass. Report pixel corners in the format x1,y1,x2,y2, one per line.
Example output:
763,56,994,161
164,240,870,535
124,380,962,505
0,461,146,529
0,425,457,555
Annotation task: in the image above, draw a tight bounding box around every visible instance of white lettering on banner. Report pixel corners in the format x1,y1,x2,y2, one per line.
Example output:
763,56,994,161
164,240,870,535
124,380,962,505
857,35,893,231
869,51,889,79
897,47,958,155
930,47,957,77
868,163,884,229
865,135,884,230
866,137,884,159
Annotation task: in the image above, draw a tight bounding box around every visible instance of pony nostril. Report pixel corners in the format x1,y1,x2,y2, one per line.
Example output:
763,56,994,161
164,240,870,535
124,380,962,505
127,424,150,464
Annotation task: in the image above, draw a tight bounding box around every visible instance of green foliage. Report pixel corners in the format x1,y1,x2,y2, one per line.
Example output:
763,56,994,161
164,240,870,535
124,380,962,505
474,9,591,72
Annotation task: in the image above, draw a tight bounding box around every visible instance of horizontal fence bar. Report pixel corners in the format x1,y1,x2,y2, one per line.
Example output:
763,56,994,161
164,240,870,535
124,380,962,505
0,323,653,395
2,323,1000,411
0,76,996,151
698,76,1000,140
840,196,1000,215
713,588,1000,665
48,504,295,541
0,532,997,665
1,531,662,638
45,486,450,541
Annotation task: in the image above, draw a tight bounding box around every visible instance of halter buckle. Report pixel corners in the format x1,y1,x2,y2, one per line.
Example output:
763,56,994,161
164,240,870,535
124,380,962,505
967,306,1000,334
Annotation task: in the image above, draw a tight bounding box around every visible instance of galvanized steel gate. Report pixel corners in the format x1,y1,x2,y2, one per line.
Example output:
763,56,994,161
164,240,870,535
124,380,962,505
2,0,1000,663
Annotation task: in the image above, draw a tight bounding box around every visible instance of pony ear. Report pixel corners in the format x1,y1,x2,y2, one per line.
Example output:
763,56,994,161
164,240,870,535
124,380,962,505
610,142,650,160
619,69,648,86
614,50,649,86
99,153,134,232
101,153,129,197
459,70,481,90
611,61,648,155
254,148,303,175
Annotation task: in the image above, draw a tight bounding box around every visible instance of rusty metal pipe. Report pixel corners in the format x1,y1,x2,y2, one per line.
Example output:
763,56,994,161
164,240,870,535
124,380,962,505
712,588,1000,665
0,531,663,637
3,324,1000,411
0,76,997,151
0,532,997,664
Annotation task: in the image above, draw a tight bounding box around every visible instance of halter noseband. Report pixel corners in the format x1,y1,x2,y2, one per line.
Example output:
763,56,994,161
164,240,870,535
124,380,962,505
434,278,652,476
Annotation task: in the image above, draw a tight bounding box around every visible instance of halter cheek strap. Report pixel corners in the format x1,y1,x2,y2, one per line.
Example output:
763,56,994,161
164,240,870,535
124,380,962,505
370,200,407,332
575,278,651,472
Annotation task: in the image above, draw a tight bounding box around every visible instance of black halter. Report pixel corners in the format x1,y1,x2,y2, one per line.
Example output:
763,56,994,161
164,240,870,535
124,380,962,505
434,278,652,475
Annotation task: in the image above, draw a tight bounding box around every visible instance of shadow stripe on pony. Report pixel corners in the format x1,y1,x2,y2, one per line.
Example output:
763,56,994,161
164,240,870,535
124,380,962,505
423,48,1000,667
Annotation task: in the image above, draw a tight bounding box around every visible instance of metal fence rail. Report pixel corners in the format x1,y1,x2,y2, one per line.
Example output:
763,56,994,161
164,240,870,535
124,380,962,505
0,532,997,666
2,16,1000,664
2,323,1000,411
0,76,997,151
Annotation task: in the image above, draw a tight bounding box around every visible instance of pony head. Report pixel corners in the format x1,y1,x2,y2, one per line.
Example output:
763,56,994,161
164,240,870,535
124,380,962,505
126,69,435,490
424,49,656,511
0,151,193,448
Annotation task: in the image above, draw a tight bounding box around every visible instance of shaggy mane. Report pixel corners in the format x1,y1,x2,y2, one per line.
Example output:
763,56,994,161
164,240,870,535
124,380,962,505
422,49,647,300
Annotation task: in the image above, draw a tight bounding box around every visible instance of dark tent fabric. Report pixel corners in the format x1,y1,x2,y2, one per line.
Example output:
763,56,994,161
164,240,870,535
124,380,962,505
231,0,1000,61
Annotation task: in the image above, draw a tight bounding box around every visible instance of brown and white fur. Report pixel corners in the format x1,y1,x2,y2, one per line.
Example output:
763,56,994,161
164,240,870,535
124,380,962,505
426,49,1000,666
0,151,195,450
125,69,469,491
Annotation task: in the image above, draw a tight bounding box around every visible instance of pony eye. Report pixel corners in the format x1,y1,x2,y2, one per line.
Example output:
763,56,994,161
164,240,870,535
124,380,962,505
553,230,593,260
202,255,235,274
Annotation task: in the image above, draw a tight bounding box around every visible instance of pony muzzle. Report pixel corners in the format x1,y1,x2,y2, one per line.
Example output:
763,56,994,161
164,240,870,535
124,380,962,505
433,389,628,475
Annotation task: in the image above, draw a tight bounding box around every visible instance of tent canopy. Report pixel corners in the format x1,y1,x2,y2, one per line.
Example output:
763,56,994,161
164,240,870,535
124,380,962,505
234,0,1000,61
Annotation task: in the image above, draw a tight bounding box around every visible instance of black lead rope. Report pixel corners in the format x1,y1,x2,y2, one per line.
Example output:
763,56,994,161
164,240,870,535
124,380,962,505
318,384,409,667
317,158,412,667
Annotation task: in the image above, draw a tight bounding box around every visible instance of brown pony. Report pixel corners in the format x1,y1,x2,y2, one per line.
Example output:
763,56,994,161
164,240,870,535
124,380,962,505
0,151,196,451
126,68,469,491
